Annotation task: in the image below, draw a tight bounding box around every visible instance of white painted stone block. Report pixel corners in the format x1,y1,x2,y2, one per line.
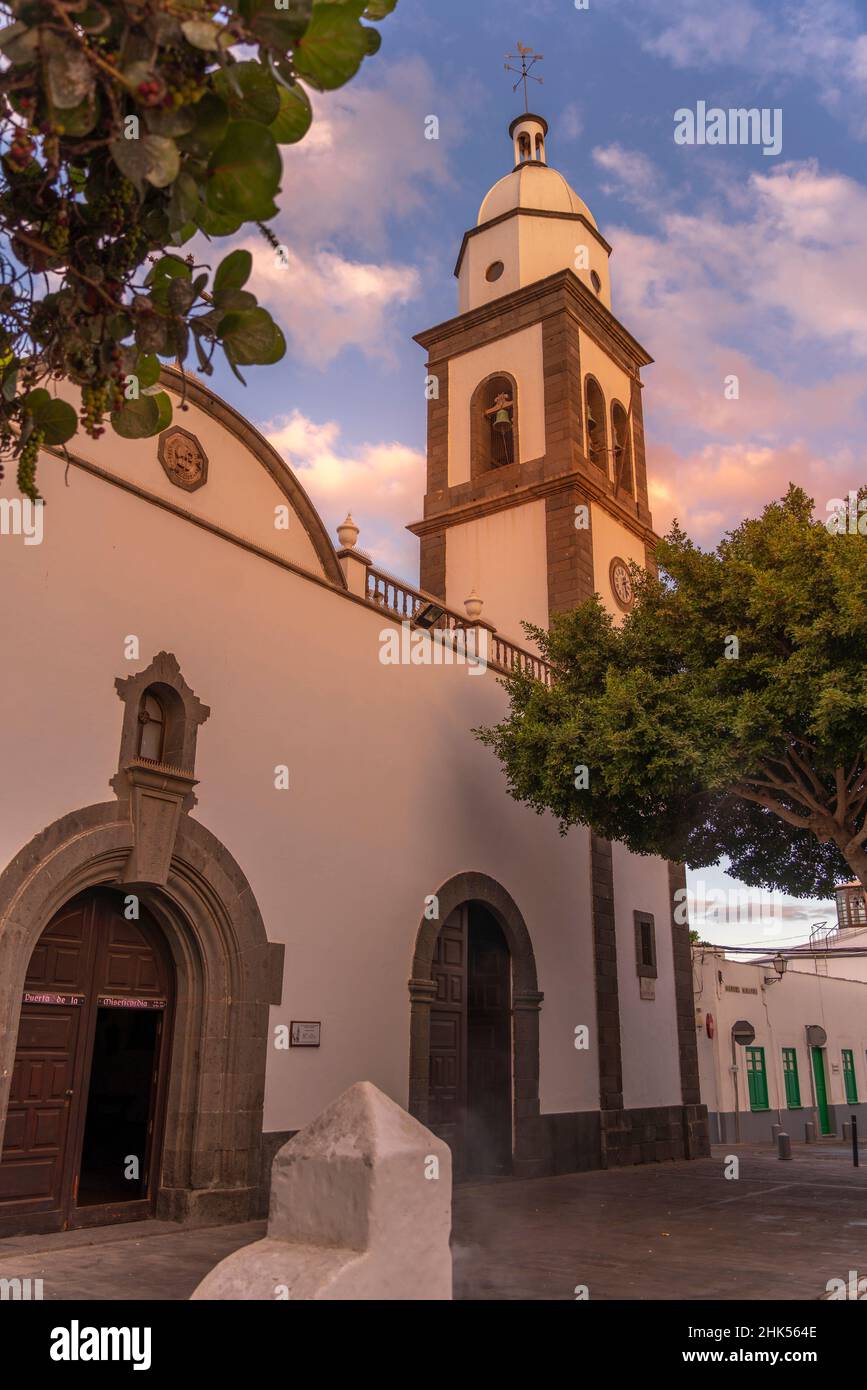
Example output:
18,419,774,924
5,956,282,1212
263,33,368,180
191,1081,452,1301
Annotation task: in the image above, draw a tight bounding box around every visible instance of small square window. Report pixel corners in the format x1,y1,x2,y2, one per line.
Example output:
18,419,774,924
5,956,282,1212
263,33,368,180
634,911,657,980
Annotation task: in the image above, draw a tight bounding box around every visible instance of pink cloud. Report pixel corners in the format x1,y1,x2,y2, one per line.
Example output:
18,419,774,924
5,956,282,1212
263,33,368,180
271,57,455,252
264,409,425,576
592,144,658,208
647,440,855,545
189,57,452,368
236,239,419,368
597,159,867,543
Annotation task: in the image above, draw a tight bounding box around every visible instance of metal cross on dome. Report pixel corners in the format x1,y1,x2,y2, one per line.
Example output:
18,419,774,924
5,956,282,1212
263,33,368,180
504,43,543,113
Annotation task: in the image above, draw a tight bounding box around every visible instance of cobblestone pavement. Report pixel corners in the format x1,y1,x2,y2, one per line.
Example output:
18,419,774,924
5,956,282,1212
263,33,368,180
0,1142,864,1300
452,1140,867,1300
0,1220,266,1301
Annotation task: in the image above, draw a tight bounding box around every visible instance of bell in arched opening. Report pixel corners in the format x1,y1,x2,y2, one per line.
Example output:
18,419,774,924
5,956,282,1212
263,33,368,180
584,377,608,472
484,389,515,467
611,402,634,495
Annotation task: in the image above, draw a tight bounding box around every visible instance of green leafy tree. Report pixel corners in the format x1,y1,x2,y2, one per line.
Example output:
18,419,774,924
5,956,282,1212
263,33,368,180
0,0,397,497
477,486,867,896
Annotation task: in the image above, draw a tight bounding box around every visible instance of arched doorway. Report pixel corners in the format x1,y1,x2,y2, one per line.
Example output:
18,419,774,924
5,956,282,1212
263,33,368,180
409,873,543,1181
0,888,174,1232
429,903,512,1178
0,801,281,1236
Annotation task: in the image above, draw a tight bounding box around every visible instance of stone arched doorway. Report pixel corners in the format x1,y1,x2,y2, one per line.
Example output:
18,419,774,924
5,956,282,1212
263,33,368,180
0,802,283,1237
0,887,175,1231
408,873,543,1180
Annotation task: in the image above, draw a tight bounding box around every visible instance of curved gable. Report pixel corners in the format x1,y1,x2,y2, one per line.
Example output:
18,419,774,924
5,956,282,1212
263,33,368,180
51,368,345,588
160,368,344,586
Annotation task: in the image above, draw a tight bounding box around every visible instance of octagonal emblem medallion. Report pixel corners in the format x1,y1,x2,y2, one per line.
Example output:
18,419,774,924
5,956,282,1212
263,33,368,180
158,427,209,492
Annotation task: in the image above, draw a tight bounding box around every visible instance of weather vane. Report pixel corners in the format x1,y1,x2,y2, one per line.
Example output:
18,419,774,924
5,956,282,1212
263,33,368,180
504,43,544,113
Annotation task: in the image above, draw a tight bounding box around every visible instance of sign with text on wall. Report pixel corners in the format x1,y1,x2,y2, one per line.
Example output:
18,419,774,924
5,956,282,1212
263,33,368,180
290,1021,321,1047
97,996,167,1010
23,992,84,1006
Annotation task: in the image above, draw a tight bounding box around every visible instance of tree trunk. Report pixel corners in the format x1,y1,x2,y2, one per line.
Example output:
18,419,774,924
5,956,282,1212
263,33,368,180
837,839,867,893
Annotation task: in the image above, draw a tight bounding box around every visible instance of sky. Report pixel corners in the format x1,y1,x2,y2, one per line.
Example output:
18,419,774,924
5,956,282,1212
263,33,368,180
201,0,867,946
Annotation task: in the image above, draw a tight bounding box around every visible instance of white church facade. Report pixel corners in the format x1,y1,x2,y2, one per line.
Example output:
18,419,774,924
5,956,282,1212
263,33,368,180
0,112,707,1237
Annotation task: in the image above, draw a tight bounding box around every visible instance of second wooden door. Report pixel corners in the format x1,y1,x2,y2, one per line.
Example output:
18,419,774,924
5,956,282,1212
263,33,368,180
429,903,512,1178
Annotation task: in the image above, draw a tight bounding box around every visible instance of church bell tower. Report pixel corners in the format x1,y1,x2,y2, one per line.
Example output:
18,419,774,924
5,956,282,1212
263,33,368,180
409,109,658,642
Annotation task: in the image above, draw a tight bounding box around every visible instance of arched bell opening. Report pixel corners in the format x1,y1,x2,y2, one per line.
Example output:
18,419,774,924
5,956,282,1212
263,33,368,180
611,401,634,496
470,372,520,477
584,376,608,473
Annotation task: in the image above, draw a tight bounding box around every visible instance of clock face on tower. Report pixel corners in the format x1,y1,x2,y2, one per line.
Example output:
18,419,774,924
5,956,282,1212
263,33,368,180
609,557,634,611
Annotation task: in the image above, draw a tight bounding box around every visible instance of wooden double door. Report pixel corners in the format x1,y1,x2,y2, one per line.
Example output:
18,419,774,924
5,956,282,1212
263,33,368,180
0,889,174,1235
428,903,513,1179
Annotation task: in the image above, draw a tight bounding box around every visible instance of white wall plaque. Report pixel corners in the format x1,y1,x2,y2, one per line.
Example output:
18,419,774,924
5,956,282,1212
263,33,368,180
291,1021,321,1047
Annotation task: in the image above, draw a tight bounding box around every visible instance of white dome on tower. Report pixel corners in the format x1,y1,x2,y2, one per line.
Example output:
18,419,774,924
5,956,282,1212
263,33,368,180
478,163,598,227
456,111,612,315
478,112,598,228
477,165,600,225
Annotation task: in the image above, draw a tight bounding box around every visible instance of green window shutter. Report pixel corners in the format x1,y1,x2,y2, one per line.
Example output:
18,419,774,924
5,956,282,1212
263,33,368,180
842,1050,858,1104
782,1047,801,1108
746,1046,769,1110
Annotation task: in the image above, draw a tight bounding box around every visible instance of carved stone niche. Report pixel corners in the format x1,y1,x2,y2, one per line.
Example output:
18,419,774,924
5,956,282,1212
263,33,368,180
112,652,211,887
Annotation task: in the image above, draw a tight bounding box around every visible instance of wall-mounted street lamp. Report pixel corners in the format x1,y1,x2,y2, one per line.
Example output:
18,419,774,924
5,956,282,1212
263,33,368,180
414,602,445,630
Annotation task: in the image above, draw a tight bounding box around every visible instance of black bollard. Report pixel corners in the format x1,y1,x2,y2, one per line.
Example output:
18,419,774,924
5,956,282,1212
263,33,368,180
777,1132,792,1161
853,1115,860,1168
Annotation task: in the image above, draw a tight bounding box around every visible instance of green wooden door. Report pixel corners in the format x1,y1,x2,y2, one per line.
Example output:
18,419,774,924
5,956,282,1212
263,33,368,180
812,1047,832,1134
842,1049,858,1104
782,1048,801,1108
746,1046,769,1110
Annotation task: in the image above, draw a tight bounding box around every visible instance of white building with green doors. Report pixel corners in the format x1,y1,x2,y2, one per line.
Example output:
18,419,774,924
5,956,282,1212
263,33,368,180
693,948,867,1144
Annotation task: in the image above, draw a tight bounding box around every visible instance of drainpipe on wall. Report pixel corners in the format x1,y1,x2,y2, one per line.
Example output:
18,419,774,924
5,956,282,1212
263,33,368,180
763,987,785,1129
712,1050,726,1144
730,1031,741,1143
808,1050,819,1136
709,991,726,1142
